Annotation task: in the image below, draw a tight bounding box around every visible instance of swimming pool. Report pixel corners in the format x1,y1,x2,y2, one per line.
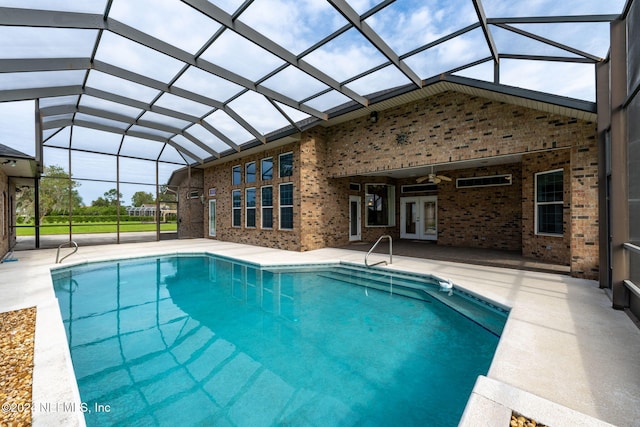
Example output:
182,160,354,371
52,254,508,426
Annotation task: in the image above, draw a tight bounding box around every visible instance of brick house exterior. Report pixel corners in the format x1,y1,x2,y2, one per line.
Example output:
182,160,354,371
0,144,34,258
179,87,598,279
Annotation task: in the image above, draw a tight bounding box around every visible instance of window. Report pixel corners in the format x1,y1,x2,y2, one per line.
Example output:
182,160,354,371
279,152,293,178
232,189,241,227
349,182,361,191
261,186,273,229
246,162,256,183
535,169,563,235
365,184,395,227
279,183,293,230
232,165,241,185
246,188,256,228
261,157,273,180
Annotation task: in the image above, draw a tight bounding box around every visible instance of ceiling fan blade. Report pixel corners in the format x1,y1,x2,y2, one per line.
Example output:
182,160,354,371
437,175,452,182
416,176,430,184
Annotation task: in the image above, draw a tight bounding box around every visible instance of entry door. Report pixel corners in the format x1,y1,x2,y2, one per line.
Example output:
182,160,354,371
400,196,437,240
209,199,216,237
349,196,361,241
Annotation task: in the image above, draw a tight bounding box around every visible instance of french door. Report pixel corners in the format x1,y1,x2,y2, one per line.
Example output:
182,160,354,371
400,196,437,240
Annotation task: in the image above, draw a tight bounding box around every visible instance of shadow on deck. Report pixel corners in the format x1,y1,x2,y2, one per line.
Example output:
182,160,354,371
341,239,570,275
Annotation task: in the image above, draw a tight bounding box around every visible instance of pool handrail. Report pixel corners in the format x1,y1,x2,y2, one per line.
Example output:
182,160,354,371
365,235,392,267
56,240,78,264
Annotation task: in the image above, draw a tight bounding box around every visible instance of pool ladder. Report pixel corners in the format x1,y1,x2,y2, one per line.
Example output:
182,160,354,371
56,241,78,264
365,235,392,267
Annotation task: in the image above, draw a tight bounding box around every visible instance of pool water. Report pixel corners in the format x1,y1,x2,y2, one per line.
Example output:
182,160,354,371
52,255,507,426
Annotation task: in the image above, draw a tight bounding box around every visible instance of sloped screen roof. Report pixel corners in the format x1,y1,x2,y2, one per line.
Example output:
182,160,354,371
0,0,626,167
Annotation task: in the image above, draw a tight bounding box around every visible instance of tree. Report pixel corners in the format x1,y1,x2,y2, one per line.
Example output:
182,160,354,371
159,185,177,202
131,191,155,207
16,165,83,223
92,189,123,207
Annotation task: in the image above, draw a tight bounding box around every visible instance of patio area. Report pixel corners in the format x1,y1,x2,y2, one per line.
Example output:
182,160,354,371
343,239,570,275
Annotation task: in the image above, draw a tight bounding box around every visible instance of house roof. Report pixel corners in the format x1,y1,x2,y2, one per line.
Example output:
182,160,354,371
0,1,625,169
0,142,37,180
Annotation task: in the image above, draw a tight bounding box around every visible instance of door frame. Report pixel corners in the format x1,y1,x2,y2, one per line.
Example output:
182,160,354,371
349,195,361,241
400,196,437,241
400,196,419,239
208,199,216,237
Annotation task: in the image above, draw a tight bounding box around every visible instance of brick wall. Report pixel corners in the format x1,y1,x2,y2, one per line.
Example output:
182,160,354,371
176,169,204,239
196,90,598,277
435,163,522,250
521,150,572,265
325,92,589,178
202,143,302,251
570,136,600,278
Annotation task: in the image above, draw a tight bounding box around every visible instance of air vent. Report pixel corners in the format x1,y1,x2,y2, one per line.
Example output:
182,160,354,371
456,174,512,188
401,184,438,193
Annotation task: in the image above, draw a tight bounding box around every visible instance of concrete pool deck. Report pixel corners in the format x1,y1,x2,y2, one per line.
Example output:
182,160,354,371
1,239,639,426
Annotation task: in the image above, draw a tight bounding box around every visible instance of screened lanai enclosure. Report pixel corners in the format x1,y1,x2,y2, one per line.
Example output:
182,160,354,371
0,0,629,249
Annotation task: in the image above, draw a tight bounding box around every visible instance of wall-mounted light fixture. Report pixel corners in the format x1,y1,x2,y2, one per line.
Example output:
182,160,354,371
2,159,17,167
369,111,378,123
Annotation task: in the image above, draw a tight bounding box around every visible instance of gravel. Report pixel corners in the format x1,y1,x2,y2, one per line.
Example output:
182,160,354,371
1,307,36,427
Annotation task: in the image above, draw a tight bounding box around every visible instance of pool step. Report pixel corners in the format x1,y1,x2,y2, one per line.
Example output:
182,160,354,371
317,266,507,336
318,268,450,305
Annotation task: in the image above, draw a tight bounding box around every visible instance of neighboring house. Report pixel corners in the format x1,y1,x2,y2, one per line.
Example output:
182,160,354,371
171,79,600,280
0,143,37,258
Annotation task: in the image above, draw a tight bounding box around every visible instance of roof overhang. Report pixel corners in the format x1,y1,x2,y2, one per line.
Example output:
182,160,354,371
0,143,37,180
321,74,597,127
183,74,597,169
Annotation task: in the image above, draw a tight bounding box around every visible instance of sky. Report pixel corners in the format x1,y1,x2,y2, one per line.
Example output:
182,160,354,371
0,0,627,204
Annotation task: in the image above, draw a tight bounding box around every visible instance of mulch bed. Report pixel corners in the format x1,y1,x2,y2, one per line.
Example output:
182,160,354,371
1,307,36,427
511,411,549,427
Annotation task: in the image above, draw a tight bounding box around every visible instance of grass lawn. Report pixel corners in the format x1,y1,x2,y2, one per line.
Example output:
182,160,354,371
15,222,177,236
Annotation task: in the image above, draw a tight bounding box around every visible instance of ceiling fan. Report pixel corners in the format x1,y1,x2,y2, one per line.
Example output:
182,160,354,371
415,166,452,184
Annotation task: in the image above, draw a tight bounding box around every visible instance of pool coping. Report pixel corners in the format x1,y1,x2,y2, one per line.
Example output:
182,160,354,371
1,239,639,426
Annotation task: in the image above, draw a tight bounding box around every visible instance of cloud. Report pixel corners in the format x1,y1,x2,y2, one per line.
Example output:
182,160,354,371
199,30,285,82
95,32,184,84
237,0,346,55
108,0,216,55
0,100,35,156
500,59,595,101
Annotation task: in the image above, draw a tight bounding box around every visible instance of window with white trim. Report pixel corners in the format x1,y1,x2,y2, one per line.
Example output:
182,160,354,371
232,189,241,227
279,183,293,230
535,169,563,235
232,165,241,185
261,186,273,229
246,187,256,228
365,184,395,227
246,162,256,183
261,157,273,180
279,152,293,178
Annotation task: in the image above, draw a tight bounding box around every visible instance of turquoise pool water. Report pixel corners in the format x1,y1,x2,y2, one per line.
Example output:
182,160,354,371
52,255,507,426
